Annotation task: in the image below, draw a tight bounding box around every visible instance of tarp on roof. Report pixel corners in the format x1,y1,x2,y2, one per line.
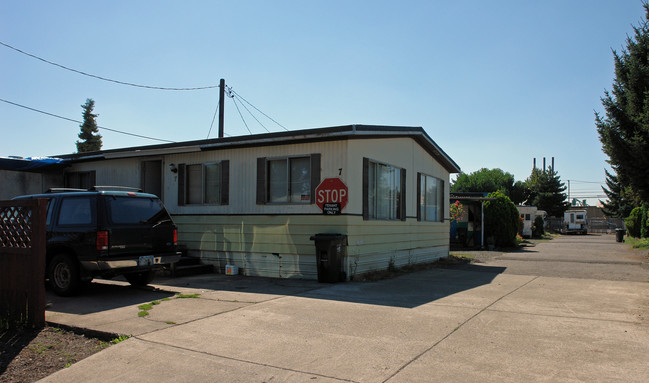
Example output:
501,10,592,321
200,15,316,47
0,157,66,172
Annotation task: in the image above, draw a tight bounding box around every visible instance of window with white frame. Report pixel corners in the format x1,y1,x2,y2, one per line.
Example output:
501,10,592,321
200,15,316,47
363,158,406,220
256,154,320,204
178,161,229,206
418,173,444,222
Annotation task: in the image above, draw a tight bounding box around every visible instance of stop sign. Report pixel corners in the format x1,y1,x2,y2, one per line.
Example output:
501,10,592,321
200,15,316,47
315,178,348,212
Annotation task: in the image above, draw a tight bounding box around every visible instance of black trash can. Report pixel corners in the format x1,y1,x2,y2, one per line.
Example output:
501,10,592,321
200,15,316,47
615,228,625,242
310,233,347,283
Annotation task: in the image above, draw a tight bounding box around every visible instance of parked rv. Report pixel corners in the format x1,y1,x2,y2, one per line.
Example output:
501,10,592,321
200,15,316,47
563,210,588,234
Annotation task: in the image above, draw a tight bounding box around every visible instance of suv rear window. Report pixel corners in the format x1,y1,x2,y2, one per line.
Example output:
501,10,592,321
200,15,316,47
58,197,95,225
108,197,170,224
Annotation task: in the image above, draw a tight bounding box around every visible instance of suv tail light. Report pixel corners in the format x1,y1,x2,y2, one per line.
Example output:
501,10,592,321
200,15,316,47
173,228,178,246
97,230,109,251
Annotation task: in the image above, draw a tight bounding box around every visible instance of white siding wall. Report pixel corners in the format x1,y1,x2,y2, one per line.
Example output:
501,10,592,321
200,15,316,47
164,141,349,215
344,138,450,277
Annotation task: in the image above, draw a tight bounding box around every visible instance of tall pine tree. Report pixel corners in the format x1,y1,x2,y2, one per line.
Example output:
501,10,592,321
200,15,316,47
76,98,102,153
525,167,570,217
596,3,649,203
600,168,633,218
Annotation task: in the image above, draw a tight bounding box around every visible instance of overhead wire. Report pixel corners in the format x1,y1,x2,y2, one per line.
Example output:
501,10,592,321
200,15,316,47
0,98,175,143
2,40,291,139
206,103,219,139
230,95,252,135
235,96,270,133
231,89,289,131
0,40,220,91
568,179,605,184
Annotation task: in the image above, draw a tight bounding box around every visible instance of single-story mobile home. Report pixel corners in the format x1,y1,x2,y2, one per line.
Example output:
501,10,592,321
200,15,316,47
20,125,462,280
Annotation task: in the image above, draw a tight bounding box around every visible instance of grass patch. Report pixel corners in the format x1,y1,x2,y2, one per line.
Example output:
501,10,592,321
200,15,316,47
137,294,201,318
138,303,153,311
111,335,130,344
175,293,201,299
30,343,55,354
625,236,649,249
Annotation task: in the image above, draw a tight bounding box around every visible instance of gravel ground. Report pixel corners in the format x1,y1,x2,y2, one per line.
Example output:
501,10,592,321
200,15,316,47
0,325,111,383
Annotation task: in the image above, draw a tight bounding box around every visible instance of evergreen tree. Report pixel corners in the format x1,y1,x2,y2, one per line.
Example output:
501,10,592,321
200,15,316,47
525,167,569,217
76,98,102,153
596,4,649,203
600,168,633,218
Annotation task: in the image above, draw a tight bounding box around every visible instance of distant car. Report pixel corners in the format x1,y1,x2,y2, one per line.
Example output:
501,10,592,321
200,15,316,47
13,187,181,296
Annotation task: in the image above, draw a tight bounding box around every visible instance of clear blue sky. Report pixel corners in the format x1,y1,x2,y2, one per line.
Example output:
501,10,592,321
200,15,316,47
1,1,645,205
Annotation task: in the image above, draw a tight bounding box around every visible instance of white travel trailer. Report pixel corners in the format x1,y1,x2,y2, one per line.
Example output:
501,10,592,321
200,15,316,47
564,210,588,234
517,206,537,238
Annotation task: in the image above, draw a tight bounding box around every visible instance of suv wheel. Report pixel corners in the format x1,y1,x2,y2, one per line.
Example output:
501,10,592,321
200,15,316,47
48,254,81,296
124,270,155,287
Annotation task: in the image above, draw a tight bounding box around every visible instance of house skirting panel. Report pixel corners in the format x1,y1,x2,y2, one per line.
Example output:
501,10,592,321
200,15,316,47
174,214,450,280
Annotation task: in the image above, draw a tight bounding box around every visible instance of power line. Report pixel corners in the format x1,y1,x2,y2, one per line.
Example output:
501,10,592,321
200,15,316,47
236,96,270,133
230,96,252,135
231,89,289,131
0,40,220,91
206,103,219,139
0,98,175,143
568,179,605,184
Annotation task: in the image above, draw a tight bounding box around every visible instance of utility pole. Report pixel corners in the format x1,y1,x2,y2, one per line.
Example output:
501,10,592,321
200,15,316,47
218,78,225,138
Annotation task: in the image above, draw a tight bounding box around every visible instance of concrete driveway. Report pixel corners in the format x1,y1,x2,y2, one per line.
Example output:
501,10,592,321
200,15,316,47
42,234,649,382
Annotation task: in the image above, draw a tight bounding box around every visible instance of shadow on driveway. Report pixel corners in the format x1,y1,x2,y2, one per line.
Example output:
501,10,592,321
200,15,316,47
45,281,176,315
302,264,507,308
46,263,507,315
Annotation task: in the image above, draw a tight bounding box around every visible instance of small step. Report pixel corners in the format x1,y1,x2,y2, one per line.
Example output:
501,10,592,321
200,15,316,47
170,256,214,278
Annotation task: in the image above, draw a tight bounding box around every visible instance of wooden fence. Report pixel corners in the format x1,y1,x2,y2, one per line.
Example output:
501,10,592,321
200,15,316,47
0,198,47,329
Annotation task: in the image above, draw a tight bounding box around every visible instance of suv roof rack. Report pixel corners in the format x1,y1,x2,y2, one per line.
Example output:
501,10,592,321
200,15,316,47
46,188,86,193
89,186,144,192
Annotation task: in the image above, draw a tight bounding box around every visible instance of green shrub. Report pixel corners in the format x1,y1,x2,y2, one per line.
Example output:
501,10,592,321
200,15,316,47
625,207,643,238
484,191,520,247
532,215,545,238
642,203,649,238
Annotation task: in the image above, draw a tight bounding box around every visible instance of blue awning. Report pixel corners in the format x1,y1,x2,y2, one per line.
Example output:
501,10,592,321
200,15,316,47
0,157,67,172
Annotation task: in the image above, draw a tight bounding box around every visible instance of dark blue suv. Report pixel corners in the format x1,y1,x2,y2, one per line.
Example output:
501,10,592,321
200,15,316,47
14,187,181,296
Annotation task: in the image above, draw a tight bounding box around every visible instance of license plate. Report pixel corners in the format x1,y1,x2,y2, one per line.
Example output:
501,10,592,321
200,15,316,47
138,256,155,266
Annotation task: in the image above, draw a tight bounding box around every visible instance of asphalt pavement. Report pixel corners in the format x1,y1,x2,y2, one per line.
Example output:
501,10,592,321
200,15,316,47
40,234,649,382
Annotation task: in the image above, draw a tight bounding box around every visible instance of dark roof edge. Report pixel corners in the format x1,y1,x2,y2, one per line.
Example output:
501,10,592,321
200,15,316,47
57,125,461,173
